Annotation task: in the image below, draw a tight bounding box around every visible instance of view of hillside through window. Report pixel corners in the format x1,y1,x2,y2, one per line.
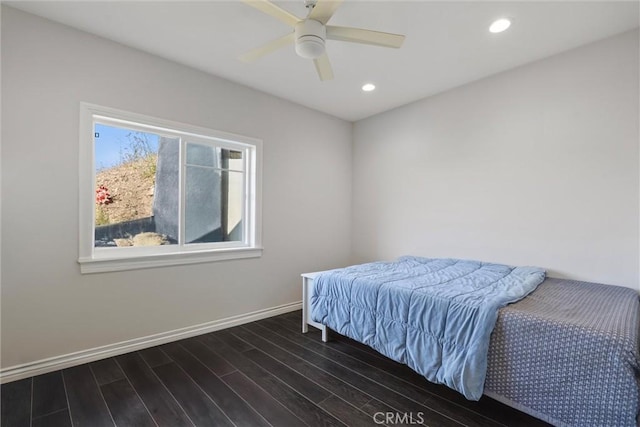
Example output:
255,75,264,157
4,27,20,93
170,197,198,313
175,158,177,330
94,123,245,248
94,124,170,247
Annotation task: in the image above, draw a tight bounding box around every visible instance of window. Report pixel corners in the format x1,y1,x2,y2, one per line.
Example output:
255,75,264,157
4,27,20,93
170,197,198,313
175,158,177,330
79,103,262,273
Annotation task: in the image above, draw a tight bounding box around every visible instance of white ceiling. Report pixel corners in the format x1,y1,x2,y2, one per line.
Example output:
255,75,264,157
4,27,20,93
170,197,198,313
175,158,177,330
7,1,640,121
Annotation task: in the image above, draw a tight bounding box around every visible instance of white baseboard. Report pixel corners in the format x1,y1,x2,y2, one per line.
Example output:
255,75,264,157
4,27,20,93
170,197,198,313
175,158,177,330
0,301,302,384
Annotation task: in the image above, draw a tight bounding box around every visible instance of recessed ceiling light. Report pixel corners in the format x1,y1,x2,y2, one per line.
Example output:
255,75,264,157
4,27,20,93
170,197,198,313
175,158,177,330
489,18,511,33
362,83,376,92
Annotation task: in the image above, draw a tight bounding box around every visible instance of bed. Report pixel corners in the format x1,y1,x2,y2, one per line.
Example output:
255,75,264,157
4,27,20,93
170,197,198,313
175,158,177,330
303,257,640,427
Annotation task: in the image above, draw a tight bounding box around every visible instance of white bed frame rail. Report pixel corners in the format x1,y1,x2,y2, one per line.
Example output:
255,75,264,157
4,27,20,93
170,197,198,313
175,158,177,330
301,272,329,342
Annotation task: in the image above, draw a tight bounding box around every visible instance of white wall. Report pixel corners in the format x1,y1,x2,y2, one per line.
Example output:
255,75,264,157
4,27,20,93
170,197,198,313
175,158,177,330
352,30,639,289
1,7,352,369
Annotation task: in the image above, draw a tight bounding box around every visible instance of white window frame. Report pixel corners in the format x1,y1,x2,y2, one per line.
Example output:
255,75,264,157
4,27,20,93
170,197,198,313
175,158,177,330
78,103,262,274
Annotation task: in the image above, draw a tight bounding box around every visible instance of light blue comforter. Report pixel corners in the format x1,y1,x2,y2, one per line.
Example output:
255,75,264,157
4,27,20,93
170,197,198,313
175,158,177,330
310,256,546,400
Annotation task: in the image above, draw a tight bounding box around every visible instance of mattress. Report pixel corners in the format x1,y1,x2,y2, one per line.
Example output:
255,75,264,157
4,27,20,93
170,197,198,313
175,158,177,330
484,278,640,427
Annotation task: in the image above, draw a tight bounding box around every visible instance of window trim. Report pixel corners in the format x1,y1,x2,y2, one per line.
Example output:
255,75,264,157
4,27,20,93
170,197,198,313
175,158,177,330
78,103,263,274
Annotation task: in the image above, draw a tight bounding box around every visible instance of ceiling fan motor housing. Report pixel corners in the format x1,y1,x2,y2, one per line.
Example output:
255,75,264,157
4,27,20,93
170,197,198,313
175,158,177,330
295,19,326,59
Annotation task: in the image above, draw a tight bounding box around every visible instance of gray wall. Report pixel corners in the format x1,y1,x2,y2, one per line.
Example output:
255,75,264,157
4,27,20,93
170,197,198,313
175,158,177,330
153,137,180,242
352,29,639,289
1,6,352,369
184,143,222,243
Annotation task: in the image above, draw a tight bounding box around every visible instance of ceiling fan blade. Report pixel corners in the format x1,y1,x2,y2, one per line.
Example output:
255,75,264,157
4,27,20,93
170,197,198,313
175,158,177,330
313,53,334,81
308,0,344,25
241,0,300,27
327,26,405,48
238,32,295,63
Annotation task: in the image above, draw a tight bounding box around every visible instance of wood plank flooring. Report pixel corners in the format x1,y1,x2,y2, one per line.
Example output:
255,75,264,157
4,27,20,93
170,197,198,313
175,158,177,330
1,311,550,427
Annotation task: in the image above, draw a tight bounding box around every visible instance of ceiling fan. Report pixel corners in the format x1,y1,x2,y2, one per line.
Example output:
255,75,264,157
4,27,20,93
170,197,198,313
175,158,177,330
239,0,406,81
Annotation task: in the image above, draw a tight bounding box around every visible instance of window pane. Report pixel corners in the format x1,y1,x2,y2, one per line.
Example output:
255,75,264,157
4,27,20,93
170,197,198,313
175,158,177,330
94,123,178,247
185,167,244,244
186,143,244,171
226,150,244,172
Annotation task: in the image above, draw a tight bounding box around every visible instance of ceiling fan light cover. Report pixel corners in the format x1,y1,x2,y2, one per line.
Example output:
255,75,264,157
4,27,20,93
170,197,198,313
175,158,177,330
296,36,325,58
295,19,326,58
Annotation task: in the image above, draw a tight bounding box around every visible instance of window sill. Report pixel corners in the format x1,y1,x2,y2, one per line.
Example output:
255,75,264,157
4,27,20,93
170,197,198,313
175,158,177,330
78,247,263,274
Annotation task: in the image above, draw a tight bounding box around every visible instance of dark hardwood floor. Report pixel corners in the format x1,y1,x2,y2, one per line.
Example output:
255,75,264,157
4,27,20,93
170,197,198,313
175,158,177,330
1,311,550,427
